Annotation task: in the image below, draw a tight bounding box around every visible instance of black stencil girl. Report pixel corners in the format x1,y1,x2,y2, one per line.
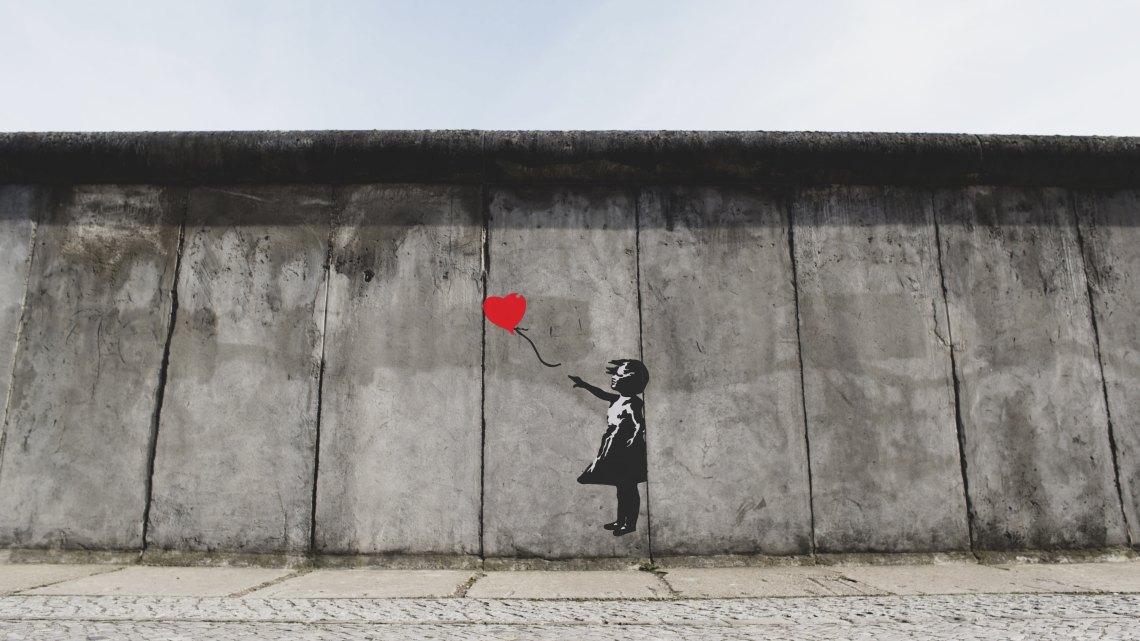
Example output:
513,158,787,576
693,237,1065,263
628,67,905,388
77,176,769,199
569,359,649,536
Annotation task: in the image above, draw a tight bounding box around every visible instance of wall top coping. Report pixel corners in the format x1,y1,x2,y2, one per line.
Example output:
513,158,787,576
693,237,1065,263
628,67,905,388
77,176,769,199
1,130,1138,187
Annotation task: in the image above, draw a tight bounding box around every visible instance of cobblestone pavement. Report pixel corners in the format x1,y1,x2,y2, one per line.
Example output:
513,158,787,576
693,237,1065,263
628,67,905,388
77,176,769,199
1,594,1138,640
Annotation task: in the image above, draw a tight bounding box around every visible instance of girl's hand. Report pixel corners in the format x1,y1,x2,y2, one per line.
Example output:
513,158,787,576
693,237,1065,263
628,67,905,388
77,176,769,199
568,375,585,388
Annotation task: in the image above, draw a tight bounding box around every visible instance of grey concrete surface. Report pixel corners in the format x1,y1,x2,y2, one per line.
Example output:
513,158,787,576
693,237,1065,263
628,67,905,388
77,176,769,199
0,565,117,595
146,186,333,553
466,570,668,598
639,187,812,556
0,187,36,436
314,185,482,555
483,187,647,558
1075,189,1140,544
247,569,476,598
1001,562,1140,593
4,561,1140,601
936,186,1127,550
4,140,1140,561
837,563,1087,595
793,185,969,553
0,186,182,549
22,566,292,597
662,567,883,597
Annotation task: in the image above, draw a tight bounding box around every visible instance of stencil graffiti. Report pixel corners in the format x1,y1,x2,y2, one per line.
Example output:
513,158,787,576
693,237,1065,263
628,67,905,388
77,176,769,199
485,294,648,537
570,360,649,536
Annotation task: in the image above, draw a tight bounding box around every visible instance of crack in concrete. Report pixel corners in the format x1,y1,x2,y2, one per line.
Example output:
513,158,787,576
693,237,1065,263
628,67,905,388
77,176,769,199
785,187,818,556
0,192,39,491
227,568,311,598
1070,192,1133,547
140,189,189,552
309,187,339,555
931,190,979,556
478,183,490,561
452,571,485,598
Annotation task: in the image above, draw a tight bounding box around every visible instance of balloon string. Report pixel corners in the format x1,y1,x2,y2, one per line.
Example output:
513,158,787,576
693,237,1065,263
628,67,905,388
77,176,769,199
515,327,561,368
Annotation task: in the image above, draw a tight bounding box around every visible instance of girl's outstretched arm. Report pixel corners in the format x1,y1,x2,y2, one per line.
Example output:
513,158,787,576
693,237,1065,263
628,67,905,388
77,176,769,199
568,375,619,402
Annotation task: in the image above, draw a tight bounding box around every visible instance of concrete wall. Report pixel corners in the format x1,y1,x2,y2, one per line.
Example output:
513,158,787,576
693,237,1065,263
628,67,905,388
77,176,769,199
315,184,483,557
794,186,969,553
0,185,181,549
0,132,1138,560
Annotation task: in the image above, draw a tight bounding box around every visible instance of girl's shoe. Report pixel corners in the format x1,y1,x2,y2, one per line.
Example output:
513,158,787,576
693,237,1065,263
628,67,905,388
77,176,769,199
612,524,636,536
603,521,621,530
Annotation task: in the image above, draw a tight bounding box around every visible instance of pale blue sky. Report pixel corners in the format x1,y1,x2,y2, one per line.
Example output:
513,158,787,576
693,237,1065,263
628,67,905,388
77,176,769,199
1,0,1137,134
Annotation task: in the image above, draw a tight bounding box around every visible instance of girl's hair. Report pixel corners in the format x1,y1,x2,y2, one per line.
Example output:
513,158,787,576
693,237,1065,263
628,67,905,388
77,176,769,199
607,359,649,394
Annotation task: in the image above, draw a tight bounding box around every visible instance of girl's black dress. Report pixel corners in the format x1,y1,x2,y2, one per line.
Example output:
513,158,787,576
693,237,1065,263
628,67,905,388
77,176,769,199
577,396,648,486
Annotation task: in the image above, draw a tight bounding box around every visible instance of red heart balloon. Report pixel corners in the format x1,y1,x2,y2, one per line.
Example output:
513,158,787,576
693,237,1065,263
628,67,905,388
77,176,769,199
483,293,527,334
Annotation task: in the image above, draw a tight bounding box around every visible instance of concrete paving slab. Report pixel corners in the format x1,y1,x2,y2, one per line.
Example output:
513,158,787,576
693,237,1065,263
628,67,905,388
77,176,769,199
836,563,1085,595
999,562,1140,593
1075,189,1140,543
466,570,668,599
314,185,482,555
640,187,812,556
0,185,182,549
793,185,969,553
662,567,884,598
483,187,646,559
147,186,333,554
936,186,1126,550
247,569,475,598
23,566,292,597
0,564,118,595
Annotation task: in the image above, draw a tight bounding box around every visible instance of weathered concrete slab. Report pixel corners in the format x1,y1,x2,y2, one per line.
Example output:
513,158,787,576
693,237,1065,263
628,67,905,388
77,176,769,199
662,567,883,597
0,186,181,549
0,187,36,430
1075,190,1140,544
936,186,1127,549
639,187,811,556
248,569,476,598
999,561,1140,593
23,566,292,597
146,186,332,554
314,185,482,555
467,570,667,598
793,185,969,553
483,187,645,558
837,563,1081,595
0,564,119,595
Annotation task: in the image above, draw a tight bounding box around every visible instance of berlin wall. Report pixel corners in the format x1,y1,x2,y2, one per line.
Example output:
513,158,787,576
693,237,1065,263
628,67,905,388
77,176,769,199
0,131,1137,562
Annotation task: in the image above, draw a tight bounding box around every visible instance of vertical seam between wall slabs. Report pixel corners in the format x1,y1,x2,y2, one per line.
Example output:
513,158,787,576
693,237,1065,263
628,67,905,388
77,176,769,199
309,187,338,554
479,182,489,561
0,194,41,487
784,186,817,556
478,133,489,563
141,189,189,551
931,190,978,555
635,188,652,563
1071,191,1132,547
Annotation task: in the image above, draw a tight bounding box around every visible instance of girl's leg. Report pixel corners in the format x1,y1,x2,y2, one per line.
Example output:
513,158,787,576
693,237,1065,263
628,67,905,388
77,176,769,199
616,483,640,529
604,487,622,529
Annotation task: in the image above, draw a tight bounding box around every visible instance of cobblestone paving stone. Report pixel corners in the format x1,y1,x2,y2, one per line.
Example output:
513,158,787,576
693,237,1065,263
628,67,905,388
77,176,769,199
0,594,1137,639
